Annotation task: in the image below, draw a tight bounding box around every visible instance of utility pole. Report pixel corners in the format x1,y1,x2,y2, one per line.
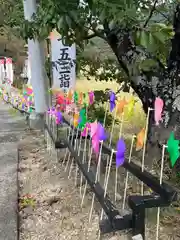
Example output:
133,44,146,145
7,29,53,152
22,0,48,125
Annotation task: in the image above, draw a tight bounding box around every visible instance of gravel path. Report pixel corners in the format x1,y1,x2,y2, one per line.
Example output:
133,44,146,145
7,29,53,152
0,101,27,240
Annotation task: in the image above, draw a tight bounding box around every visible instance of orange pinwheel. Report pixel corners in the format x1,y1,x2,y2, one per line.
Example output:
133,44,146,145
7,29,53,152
67,89,73,101
136,128,145,151
116,97,128,114
73,112,79,127
79,92,83,105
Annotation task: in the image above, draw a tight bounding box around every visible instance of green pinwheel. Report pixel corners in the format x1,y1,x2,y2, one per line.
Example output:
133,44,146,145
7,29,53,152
167,132,180,167
74,91,78,103
78,108,88,130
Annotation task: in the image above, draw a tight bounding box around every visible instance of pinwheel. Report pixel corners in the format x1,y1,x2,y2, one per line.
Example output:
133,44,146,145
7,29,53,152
89,91,94,105
90,121,107,154
81,123,90,137
97,122,107,141
26,87,33,95
73,112,79,127
116,139,126,167
90,121,99,154
74,91,78,103
47,108,52,116
55,111,63,124
167,132,180,167
50,107,56,118
126,97,135,118
79,92,83,105
109,91,116,112
56,94,66,111
116,97,128,114
67,89,73,101
78,108,87,130
136,128,145,151
28,106,33,113
154,97,164,125
22,103,25,110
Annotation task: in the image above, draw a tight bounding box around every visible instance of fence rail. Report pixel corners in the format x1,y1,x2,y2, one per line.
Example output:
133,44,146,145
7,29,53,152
2,93,178,240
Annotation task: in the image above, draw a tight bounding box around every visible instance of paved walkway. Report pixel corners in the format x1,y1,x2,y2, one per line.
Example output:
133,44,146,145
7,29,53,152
0,101,27,240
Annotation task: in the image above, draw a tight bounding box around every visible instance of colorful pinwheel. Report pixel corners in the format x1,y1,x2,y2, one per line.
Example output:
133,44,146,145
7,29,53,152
154,97,164,125
109,91,116,112
167,132,180,167
116,139,126,167
89,91,94,105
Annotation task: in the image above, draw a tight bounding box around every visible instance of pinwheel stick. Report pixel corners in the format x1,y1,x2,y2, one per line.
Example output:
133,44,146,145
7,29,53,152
103,106,118,216
62,107,75,165
156,145,166,240
75,132,83,186
68,129,79,179
141,107,153,195
115,113,125,202
122,135,136,209
79,133,88,197
88,141,103,223
100,149,114,220
65,127,76,172
81,146,93,207
62,126,72,165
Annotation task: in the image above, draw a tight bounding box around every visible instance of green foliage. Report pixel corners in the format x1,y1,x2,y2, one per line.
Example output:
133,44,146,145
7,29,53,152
19,0,175,84
1,0,177,88
87,104,114,128
20,194,36,209
87,90,119,128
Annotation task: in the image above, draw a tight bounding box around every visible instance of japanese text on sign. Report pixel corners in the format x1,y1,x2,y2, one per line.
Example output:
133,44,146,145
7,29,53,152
50,31,76,92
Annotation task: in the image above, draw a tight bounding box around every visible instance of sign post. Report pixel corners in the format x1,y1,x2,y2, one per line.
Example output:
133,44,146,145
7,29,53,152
50,30,76,93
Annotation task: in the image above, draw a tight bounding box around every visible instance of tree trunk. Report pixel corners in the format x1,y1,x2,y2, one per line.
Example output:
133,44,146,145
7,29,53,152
105,4,180,170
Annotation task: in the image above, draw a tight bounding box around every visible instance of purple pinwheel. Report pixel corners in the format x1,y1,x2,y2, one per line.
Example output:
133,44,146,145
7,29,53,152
56,111,63,123
47,108,51,115
116,139,126,167
109,91,116,112
98,123,107,141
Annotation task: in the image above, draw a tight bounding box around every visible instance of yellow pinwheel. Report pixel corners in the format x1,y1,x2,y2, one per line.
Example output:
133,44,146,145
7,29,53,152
126,96,135,119
73,112,79,127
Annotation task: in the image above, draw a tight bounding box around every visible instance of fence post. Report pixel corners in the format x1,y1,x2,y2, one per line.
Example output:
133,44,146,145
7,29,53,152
132,208,145,240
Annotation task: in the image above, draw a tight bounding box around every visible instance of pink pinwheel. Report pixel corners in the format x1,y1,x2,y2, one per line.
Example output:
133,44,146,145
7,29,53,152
90,121,99,154
109,91,116,112
89,91,94,105
116,139,126,167
81,123,90,137
154,97,164,125
90,121,107,155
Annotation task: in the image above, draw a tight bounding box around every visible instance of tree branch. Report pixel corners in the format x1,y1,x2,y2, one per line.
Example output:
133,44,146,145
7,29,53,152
144,0,159,28
84,33,97,40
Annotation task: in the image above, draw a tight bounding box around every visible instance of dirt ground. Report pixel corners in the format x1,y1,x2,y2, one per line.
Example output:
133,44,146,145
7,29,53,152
18,130,131,240
18,130,180,240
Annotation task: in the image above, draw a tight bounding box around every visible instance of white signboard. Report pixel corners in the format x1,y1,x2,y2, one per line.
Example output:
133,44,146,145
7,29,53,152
50,30,76,92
